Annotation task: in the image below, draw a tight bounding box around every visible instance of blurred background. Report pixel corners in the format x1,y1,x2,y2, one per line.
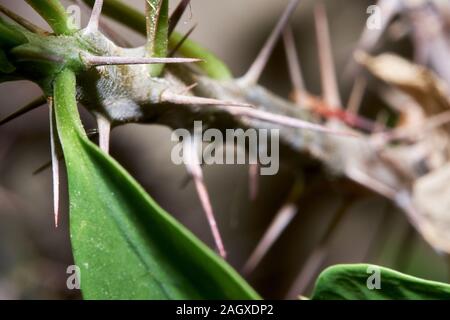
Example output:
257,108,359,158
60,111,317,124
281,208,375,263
0,0,448,299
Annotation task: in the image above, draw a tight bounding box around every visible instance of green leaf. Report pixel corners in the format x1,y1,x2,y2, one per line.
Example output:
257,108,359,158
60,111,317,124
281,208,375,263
311,264,450,300
145,0,169,77
25,0,74,35
53,68,259,299
81,0,233,80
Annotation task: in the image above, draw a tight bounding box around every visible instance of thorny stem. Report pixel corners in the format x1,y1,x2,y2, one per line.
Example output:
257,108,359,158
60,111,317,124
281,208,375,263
81,0,233,79
3,0,449,263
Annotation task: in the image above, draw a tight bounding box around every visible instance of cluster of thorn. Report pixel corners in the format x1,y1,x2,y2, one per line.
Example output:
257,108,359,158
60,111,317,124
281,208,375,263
0,0,373,268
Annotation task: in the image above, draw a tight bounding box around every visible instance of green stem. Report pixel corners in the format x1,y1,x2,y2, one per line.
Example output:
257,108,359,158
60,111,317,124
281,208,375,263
145,0,169,77
25,0,74,35
0,18,28,48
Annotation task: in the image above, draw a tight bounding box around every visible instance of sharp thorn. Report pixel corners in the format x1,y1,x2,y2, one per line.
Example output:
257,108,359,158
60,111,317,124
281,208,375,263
347,167,397,201
314,3,341,108
288,247,328,297
283,25,305,94
286,197,352,297
169,0,192,35
0,96,46,126
73,0,131,47
169,23,197,57
183,139,226,258
33,160,54,176
177,82,198,96
48,98,60,228
243,203,298,275
96,113,111,153
241,0,301,85
220,105,359,137
85,0,103,33
376,110,450,144
80,54,202,67
183,82,198,93
160,91,252,108
346,76,367,114
33,130,98,175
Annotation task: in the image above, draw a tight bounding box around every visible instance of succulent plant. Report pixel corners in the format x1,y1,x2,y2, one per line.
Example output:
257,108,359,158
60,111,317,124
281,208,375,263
2,0,450,300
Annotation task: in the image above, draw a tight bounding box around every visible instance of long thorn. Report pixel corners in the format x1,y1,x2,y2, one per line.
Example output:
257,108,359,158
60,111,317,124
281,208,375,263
0,4,48,34
184,139,226,258
96,113,111,153
48,98,60,228
169,0,192,35
243,180,303,275
169,23,197,57
283,25,305,95
347,167,397,201
33,130,98,175
287,197,353,297
376,110,450,144
85,0,103,33
221,105,359,137
0,96,46,126
346,76,367,114
73,0,131,47
161,91,252,108
81,54,201,67
314,3,341,108
243,203,298,275
241,0,301,85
